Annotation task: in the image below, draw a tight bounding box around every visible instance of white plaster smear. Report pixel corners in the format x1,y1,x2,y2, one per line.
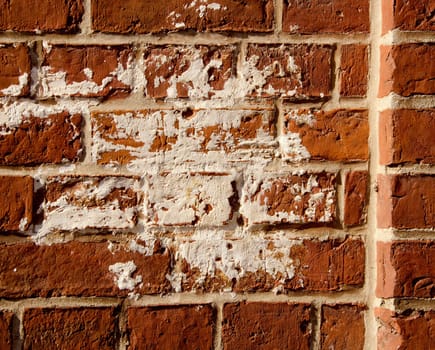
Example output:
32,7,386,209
109,261,143,291
162,230,300,293
1,73,28,96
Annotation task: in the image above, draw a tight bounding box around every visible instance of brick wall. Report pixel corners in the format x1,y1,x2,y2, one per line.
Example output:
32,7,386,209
0,0,433,349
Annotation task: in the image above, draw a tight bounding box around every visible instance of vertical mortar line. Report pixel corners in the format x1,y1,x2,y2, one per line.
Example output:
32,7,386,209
214,301,224,350
337,167,346,227
82,99,93,165
80,0,92,35
330,43,342,109
274,0,283,35
310,300,321,350
117,298,129,350
12,306,24,350
366,0,384,349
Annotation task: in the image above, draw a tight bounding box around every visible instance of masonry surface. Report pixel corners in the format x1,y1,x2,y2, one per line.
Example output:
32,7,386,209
0,0,434,349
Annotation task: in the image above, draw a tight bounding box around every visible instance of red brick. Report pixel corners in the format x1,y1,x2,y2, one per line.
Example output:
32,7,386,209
91,109,276,167
0,0,84,33
241,172,336,225
41,176,141,234
376,308,435,350
283,0,370,34
344,171,369,226
377,174,435,229
0,241,171,298
0,176,33,232
0,112,82,165
377,241,435,298
23,308,117,350
147,172,236,227
282,109,369,162
340,45,369,97
245,44,334,99
127,305,214,349
91,0,274,33
0,44,31,97
379,109,435,165
39,45,134,98
321,304,365,350
143,45,235,99
222,302,311,350
171,235,365,293
379,44,435,97
382,0,435,33
0,311,13,350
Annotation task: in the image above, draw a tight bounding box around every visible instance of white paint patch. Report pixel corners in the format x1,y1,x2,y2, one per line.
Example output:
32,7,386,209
109,261,143,291
1,73,28,96
19,217,28,231
166,230,300,292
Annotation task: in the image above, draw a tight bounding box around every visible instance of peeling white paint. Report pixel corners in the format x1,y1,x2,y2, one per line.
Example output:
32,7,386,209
109,261,143,291
19,217,28,231
0,73,28,96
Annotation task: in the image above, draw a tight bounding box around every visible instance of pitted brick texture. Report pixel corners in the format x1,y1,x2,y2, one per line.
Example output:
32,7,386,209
0,44,31,97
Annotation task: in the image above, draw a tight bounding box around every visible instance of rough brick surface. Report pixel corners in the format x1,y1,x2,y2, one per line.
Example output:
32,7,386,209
379,109,435,165
283,0,370,34
241,172,336,225
0,176,33,232
282,109,369,162
321,304,365,350
0,112,82,165
92,109,276,168
23,308,117,350
0,0,84,33
127,305,214,350
0,311,13,350
377,241,435,298
377,174,435,229
344,171,369,226
91,0,274,33
245,44,334,99
382,0,435,33
0,44,31,97
379,44,435,97
41,176,141,234
38,45,134,98
171,234,365,293
376,308,435,350
340,45,369,97
147,172,236,227
0,241,171,298
222,302,311,350
144,45,235,99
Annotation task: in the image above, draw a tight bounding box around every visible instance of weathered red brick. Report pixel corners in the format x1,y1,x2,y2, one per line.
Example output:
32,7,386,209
147,172,236,227
340,45,369,97
127,305,214,349
170,234,365,293
245,44,334,99
41,176,141,234
23,308,117,350
144,45,235,99
377,241,435,298
321,304,366,350
0,112,82,165
282,109,369,162
241,172,336,225
222,302,311,350
0,44,31,97
377,174,435,229
382,0,435,33
0,0,84,33
91,109,276,167
379,109,435,165
379,44,435,97
376,308,435,349
283,0,370,34
0,311,13,350
91,0,274,33
344,171,369,226
0,241,170,298
0,176,33,232
38,45,134,98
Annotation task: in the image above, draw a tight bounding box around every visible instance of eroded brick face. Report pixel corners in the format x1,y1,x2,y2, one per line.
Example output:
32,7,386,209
127,305,215,349
340,45,369,97
344,171,369,226
0,312,13,350
91,0,274,33
0,44,31,97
